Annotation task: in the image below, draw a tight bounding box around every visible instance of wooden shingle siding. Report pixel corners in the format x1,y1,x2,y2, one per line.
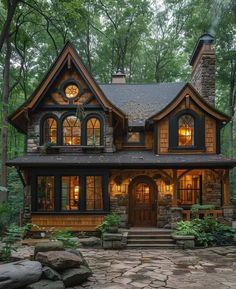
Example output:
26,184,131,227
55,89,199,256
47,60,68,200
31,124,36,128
32,214,104,231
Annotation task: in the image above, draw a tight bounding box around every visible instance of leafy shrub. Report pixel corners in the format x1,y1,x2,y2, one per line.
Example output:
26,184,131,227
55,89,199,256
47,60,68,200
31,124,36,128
51,230,77,248
0,223,30,261
0,201,23,234
175,217,235,247
97,213,121,233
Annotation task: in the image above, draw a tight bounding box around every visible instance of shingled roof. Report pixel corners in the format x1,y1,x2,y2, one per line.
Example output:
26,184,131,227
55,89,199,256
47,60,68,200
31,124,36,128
7,151,236,168
100,82,186,126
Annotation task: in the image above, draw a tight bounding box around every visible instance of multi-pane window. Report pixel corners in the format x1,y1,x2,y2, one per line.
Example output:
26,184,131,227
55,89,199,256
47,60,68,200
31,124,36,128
37,176,54,211
135,183,150,204
63,116,81,145
178,115,194,146
43,118,57,144
178,175,200,205
86,118,101,146
86,176,103,210
61,176,80,211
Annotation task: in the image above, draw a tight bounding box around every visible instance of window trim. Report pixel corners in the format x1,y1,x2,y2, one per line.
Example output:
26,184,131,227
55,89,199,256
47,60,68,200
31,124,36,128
169,109,205,151
31,169,109,214
60,78,84,102
83,113,104,146
40,114,59,145
61,112,81,146
124,126,145,146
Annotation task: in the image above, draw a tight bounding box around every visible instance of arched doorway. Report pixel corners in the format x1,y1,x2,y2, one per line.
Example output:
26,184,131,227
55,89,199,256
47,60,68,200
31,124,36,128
129,176,157,227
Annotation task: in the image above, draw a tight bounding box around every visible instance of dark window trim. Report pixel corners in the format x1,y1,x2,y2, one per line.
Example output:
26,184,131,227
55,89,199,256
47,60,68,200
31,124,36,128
124,126,145,146
61,111,81,146
169,109,205,151
59,78,84,103
31,169,109,214
83,113,104,146
40,114,59,146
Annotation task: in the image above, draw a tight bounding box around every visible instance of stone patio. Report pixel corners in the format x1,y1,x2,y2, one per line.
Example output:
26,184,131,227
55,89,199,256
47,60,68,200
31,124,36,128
12,246,236,289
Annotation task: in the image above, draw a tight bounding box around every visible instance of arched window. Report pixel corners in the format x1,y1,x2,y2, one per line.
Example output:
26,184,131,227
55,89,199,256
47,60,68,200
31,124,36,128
86,117,101,146
43,117,57,144
63,115,81,145
178,114,194,146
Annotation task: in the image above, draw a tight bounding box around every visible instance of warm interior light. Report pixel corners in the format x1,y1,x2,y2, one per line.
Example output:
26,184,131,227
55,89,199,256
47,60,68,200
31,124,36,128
145,186,149,194
117,185,121,192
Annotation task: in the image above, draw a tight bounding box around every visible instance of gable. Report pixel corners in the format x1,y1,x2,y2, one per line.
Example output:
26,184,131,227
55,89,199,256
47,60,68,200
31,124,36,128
149,83,230,123
8,42,125,133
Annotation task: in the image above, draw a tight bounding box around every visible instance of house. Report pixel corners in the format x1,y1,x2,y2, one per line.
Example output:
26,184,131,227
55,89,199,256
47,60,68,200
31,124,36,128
7,34,236,231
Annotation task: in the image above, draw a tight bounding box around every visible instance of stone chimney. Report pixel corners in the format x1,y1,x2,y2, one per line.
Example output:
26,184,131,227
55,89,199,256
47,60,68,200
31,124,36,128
112,69,126,84
189,33,215,106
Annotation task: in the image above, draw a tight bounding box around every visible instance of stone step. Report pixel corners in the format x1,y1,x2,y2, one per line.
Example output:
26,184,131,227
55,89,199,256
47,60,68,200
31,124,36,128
128,234,171,239
127,238,175,244
126,243,178,248
128,230,172,235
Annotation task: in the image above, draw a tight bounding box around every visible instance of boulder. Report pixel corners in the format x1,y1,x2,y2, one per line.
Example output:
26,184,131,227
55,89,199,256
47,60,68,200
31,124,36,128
0,260,42,289
34,241,64,258
102,233,123,241
66,249,89,268
61,266,92,287
78,237,101,247
174,256,199,266
25,279,65,289
42,266,61,280
35,251,83,270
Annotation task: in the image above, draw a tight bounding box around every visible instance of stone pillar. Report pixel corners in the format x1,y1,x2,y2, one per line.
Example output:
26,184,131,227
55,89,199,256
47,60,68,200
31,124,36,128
223,206,234,224
23,185,32,225
170,207,183,229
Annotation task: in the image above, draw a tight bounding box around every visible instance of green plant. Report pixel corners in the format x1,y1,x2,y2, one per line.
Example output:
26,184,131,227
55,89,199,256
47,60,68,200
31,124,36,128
191,204,215,215
175,217,235,247
0,223,30,261
97,213,121,233
76,104,85,122
51,230,77,248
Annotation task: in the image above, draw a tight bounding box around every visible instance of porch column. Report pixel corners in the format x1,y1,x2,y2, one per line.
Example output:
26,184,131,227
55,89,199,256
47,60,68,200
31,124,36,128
172,169,178,207
223,170,230,206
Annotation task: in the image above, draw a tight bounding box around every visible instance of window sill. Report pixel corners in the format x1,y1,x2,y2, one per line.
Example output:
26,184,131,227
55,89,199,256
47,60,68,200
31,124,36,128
168,146,205,152
37,145,105,153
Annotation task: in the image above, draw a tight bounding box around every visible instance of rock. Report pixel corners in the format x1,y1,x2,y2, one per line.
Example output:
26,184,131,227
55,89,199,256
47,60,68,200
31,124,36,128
61,266,92,287
102,233,123,241
0,260,42,289
25,279,65,289
35,251,83,270
78,237,101,247
174,256,199,266
34,241,64,257
66,249,89,268
42,266,61,280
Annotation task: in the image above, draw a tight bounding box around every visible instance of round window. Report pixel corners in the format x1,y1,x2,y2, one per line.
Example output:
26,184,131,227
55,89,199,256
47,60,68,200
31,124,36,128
65,84,79,98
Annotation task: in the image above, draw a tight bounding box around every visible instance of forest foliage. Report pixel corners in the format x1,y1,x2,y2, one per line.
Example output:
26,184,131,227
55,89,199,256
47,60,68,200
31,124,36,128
0,0,236,208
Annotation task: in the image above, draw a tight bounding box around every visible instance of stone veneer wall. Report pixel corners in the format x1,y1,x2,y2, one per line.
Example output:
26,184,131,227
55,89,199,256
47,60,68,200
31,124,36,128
191,56,215,106
27,110,115,153
202,170,222,207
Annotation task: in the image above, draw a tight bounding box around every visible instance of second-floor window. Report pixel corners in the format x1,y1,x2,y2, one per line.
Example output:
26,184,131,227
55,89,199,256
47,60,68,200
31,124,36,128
86,117,101,146
63,115,81,145
43,117,57,144
178,114,194,146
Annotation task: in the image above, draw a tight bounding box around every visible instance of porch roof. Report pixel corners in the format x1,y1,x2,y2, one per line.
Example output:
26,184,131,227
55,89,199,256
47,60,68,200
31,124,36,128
7,151,236,168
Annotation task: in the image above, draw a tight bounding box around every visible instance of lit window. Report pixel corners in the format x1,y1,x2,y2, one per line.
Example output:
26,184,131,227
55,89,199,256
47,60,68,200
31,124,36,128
135,183,150,204
61,176,80,211
63,116,81,145
178,115,194,146
65,84,79,98
127,132,140,143
86,176,103,210
43,118,57,144
37,176,54,211
87,118,101,146
178,175,200,205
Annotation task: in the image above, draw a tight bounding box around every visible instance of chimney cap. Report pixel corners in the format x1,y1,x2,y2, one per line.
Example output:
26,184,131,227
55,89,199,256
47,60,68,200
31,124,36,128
112,68,126,77
112,68,126,84
189,33,214,66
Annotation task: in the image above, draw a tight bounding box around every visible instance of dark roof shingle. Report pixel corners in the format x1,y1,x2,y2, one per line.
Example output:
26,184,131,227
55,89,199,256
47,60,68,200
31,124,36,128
100,82,185,126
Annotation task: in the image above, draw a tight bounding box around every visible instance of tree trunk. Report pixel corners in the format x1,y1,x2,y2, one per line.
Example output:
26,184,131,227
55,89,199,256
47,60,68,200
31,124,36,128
0,0,18,53
0,32,11,201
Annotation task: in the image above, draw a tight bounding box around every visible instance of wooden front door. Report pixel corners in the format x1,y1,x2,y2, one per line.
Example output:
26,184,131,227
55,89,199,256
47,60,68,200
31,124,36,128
129,177,157,227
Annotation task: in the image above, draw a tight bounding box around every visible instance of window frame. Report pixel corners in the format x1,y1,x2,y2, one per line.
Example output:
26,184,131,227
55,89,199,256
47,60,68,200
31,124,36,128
83,114,104,146
61,113,81,146
40,114,59,145
31,169,109,214
124,126,145,146
169,109,205,151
